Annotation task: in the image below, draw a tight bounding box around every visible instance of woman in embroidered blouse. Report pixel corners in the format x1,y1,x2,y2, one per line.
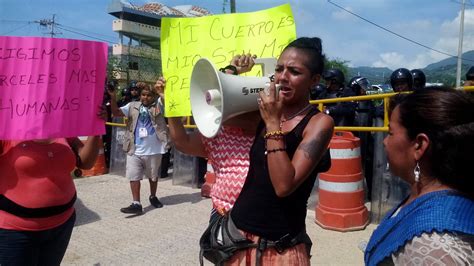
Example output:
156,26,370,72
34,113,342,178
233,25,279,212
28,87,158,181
365,87,474,265
227,37,334,265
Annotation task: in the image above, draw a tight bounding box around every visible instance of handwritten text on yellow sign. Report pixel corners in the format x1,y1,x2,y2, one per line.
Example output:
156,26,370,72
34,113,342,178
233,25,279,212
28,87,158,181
161,4,296,117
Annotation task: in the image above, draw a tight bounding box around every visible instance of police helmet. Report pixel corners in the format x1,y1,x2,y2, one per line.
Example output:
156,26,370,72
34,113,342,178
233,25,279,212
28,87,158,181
129,80,139,91
410,69,426,90
310,83,326,100
348,76,371,96
122,87,132,97
107,79,117,92
390,68,413,91
466,66,474,81
323,68,345,85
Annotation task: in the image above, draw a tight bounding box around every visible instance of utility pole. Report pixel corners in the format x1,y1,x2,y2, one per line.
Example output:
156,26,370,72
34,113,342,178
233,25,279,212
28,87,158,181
36,14,60,37
49,14,57,37
223,0,236,13
455,0,466,89
230,0,236,13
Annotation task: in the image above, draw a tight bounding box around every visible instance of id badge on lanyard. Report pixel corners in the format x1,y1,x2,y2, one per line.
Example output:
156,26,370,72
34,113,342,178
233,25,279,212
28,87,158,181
138,127,148,138
138,105,150,138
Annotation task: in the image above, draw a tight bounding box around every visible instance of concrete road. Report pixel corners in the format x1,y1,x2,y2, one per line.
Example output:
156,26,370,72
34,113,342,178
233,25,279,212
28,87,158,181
63,174,375,265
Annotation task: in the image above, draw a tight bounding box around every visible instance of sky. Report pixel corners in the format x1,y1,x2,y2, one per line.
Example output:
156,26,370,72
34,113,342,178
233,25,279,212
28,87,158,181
1,0,474,70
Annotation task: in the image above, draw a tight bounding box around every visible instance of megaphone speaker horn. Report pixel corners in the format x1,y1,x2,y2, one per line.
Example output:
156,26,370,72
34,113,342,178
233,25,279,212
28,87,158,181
190,58,275,138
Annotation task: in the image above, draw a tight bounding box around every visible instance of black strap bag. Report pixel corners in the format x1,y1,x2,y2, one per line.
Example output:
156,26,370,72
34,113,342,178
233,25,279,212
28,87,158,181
199,213,256,266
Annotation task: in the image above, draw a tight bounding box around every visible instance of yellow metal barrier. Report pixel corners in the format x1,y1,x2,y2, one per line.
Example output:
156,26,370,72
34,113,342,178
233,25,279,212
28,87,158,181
105,117,198,128
106,121,127,127
105,117,127,127
310,92,401,132
464,85,474,92
106,86,474,132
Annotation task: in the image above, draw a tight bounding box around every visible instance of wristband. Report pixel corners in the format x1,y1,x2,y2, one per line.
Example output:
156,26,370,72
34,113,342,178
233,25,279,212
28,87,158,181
265,148,286,155
219,65,238,75
264,130,285,139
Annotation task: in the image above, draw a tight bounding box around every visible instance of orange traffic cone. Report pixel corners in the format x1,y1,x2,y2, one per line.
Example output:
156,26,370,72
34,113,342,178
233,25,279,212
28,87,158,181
315,131,369,231
201,160,216,198
79,137,108,177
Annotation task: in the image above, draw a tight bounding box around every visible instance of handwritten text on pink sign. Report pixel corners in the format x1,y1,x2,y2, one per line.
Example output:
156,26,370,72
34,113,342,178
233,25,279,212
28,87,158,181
0,36,107,140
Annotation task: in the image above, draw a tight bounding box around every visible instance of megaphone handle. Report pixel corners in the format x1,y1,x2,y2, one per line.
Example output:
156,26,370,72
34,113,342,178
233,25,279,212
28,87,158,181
254,58,277,77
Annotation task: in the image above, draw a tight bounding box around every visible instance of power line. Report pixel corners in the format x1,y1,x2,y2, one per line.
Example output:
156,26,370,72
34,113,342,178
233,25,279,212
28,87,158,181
3,15,118,44
1,15,115,44
38,15,117,43
34,15,61,37
450,0,474,7
327,0,474,63
0,19,31,24
56,25,115,44
1,23,32,35
58,24,117,40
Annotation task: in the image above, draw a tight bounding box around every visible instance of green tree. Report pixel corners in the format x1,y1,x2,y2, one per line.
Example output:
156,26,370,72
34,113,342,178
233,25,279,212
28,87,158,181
107,55,126,82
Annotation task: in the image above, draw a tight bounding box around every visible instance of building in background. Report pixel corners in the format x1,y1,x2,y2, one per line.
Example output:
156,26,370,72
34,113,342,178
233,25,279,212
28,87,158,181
107,0,211,89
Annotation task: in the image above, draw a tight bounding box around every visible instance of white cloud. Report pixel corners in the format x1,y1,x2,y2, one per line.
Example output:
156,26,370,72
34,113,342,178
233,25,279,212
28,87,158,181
372,52,406,69
401,9,474,68
409,53,435,69
372,9,474,69
372,51,445,69
291,1,317,25
437,9,474,53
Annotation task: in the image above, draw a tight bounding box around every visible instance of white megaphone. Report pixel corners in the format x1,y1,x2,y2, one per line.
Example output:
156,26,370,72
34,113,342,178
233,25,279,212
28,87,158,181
190,57,277,138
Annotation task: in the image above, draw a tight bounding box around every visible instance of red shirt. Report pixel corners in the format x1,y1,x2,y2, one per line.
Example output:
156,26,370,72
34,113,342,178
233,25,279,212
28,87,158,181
0,139,76,231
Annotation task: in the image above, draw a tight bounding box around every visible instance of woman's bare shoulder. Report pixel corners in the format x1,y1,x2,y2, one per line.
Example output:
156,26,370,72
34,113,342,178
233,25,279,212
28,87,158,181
307,112,334,133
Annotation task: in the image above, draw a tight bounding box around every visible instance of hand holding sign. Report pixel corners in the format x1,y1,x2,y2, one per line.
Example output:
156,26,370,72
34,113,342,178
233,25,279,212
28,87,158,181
154,77,166,101
230,53,257,75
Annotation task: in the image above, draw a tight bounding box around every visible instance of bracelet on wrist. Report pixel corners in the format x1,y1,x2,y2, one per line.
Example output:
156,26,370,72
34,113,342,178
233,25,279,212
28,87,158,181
265,148,286,155
265,134,284,140
264,130,285,139
219,65,238,75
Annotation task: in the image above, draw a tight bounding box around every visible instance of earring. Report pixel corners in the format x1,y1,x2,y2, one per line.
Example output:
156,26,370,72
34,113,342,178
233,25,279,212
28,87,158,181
414,162,421,183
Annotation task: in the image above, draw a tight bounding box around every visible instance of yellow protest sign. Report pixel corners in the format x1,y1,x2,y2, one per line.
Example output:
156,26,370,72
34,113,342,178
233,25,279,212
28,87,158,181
161,4,296,117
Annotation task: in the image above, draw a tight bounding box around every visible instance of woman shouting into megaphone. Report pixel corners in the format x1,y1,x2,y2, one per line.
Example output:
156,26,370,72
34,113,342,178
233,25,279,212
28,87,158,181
224,37,334,265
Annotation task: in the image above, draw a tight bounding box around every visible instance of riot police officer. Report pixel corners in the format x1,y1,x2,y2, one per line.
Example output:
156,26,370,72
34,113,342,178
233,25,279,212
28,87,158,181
390,68,413,92
318,68,356,126
129,81,140,102
348,76,374,128
310,83,326,100
410,69,426,90
348,76,374,199
465,66,474,86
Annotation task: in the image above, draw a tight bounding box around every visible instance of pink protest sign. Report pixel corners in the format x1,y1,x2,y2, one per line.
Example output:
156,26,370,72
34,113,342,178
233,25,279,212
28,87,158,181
0,36,108,140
